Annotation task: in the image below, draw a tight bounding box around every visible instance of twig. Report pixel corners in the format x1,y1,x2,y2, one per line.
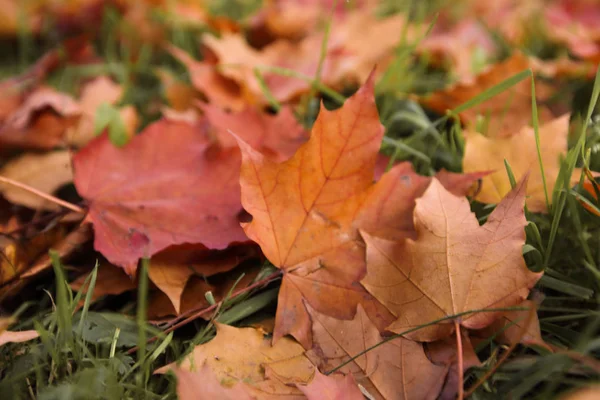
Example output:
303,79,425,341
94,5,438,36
0,175,85,214
455,321,464,400
464,305,536,397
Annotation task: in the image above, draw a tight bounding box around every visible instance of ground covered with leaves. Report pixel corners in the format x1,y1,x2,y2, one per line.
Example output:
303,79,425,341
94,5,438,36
1,0,600,399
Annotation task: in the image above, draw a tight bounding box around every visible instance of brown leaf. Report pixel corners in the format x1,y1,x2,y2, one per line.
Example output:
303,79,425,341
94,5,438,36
148,244,259,314
295,370,364,400
73,119,249,274
22,222,92,279
148,264,260,319
306,304,447,400
560,386,600,400
70,262,136,302
474,300,552,351
174,364,253,400
0,87,81,150
70,76,138,147
420,53,554,138
361,177,542,341
0,151,73,210
201,103,308,161
160,323,313,399
426,331,481,400
0,224,66,286
237,75,486,347
463,114,572,213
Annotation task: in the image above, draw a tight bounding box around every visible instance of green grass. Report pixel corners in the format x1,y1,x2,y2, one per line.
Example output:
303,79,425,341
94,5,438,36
1,1,600,399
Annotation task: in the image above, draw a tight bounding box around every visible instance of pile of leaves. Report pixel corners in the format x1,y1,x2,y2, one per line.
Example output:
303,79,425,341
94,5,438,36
1,0,600,399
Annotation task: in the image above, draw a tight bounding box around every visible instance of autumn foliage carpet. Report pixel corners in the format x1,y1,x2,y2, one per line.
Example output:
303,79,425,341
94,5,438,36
1,0,600,399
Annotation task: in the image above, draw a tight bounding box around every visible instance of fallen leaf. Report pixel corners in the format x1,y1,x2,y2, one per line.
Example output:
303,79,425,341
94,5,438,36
70,76,138,147
170,45,246,111
147,244,259,314
420,53,554,138
0,87,81,149
237,74,486,347
0,224,66,286
306,304,447,400
174,364,253,400
545,0,600,62
295,369,364,400
161,323,314,399
560,386,600,400
419,19,497,82
0,151,73,210
474,300,552,351
361,177,542,341
73,119,249,274
22,222,92,279
463,114,571,212
201,103,308,161
426,330,481,400
236,75,396,346
70,262,136,302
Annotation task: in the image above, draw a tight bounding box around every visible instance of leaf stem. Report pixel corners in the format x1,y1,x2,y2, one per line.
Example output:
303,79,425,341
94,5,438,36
0,175,84,214
455,321,464,400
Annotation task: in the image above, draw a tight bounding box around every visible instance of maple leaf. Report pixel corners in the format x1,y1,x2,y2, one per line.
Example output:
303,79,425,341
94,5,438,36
73,119,249,274
147,244,259,314
201,103,308,161
420,53,555,138
361,177,542,341
296,369,364,400
70,262,136,302
0,87,81,149
545,0,600,62
236,75,487,347
70,76,138,147
306,304,447,400
418,19,496,82
463,114,571,213
473,300,552,351
426,331,481,400
161,323,314,399
0,151,73,210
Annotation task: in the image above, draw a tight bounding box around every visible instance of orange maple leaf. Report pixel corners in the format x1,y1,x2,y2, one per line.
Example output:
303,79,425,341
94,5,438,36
235,75,484,347
361,177,542,341
306,304,447,400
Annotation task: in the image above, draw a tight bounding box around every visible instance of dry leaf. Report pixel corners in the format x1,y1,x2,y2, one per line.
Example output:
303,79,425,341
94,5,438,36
0,151,73,210
420,53,554,137
361,177,542,341
0,224,66,286
161,323,313,399
463,114,571,212
174,364,253,400
427,331,481,400
419,19,496,82
201,103,308,161
295,369,364,400
560,386,600,400
73,119,249,274
306,304,447,400
148,244,259,314
237,74,486,347
70,76,138,147
22,222,92,278
474,300,552,351
70,262,136,302
0,87,81,149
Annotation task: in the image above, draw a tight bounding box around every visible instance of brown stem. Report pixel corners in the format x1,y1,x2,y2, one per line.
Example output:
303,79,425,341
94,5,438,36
0,175,85,214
